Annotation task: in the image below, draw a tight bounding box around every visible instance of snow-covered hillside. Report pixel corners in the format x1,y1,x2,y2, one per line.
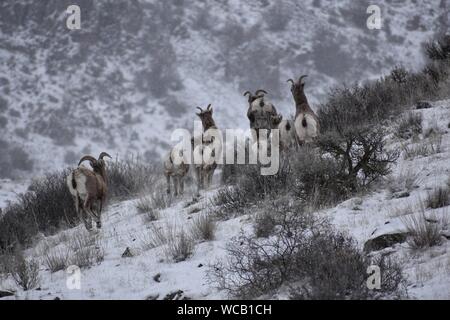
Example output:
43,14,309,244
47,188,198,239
0,0,447,178
1,99,449,300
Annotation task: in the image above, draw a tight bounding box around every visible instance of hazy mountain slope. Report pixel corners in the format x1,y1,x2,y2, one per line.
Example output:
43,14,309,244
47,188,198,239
0,0,447,178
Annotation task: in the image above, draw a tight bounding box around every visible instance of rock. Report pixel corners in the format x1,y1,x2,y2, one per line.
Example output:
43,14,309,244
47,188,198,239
0,290,14,298
416,101,433,109
392,191,410,199
364,232,409,253
121,247,133,258
153,273,161,283
54,297,61,300
163,290,190,300
145,294,159,300
441,230,450,240
197,263,203,268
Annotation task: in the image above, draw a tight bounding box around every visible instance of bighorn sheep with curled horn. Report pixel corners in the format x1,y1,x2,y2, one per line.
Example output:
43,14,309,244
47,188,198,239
287,75,320,144
243,90,280,146
192,104,221,194
66,152,112,231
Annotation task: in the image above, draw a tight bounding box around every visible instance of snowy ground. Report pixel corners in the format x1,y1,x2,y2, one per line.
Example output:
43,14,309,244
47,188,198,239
1,100,450,300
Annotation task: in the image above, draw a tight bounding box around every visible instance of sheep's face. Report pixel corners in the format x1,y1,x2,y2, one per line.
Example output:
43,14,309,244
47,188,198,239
196,105,216,130
290,81,305,98
288,76,308,105
93,159,105,171
250,96,266,110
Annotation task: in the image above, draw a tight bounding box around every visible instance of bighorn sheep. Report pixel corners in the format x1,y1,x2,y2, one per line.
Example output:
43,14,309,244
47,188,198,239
272,116,298,151
192,104,221,193
66,152,111,231
163,145,189,196
287,75,320,144
243,90,280,146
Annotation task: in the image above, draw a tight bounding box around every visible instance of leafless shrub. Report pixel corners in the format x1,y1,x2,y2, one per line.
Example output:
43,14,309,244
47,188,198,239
141,222,195,262
402,135,442,159
389,65,409,84
0,253,12,280
209,201,316,298
150,190,173,210
136,195,153,213
0,169,77,252
135,195,161,222
43,248,70,273
210,201,406,299
425,35,450,61
140,223,169,251
191,214,217,242
9,253,40,291
289,235,406,300
387,169,421,197
254,210,277,238
68,231,104,268
395,112,422,140
423,119,442,139
318,126,399,190
212,186,249,220
215,148,351,219
143,208,160,223
107,158,160,199
426,186,450,209
165,228,195,263
402,209,446,249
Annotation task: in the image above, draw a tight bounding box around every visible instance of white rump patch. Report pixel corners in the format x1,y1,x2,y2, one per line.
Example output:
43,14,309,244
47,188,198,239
294,113,318,143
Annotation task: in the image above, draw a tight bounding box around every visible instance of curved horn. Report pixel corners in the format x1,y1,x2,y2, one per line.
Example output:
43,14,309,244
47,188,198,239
206,104,212,111
299,75,308,84
287,79,294,85
255,89,267,96
78,155,97,166
243,91,252,97
196,106,203,113
98,152,112,160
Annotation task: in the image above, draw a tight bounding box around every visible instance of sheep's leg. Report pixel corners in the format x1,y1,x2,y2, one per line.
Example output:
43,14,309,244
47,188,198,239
204,169,211,188
90,204,101,230
201,168,206,190
83,196,96,231
180,177,184,195
173,176,179,196
76,196,91,231
178,176,182,196
208,169,214,187
81,207,93,231
195,167,201,196
94,201,103,229
166,174,171,194
73,195,80,218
